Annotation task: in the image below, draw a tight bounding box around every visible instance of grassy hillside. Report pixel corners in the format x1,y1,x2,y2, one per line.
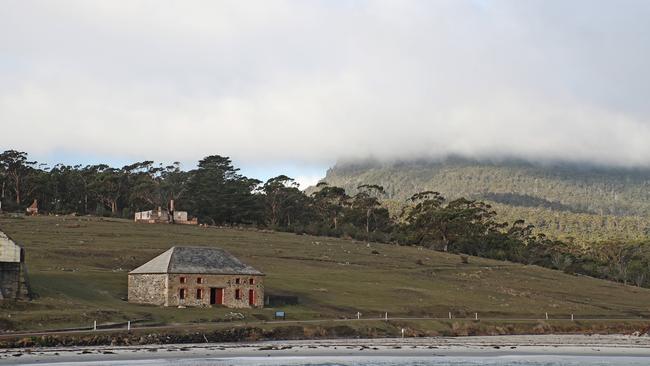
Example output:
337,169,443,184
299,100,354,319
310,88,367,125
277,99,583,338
2,216,650,332
320,159,650,243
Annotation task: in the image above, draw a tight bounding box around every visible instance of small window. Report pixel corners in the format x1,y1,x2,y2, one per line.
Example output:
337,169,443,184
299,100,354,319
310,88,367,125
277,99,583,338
235,278,240,285
235,289,241,300
249,278,254,285
196,288,203,299
197,277,203,284
180,277,186,284
179,288,186,300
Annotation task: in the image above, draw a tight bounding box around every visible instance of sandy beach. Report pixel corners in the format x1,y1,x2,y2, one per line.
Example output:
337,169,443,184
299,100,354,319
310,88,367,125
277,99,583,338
2,334,650,365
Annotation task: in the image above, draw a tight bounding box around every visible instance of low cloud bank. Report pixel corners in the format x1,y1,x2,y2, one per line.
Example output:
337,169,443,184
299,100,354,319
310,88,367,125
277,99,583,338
2,1,650,167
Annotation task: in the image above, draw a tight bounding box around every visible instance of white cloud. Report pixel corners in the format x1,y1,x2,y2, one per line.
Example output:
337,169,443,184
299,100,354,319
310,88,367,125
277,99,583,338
2,1,650,168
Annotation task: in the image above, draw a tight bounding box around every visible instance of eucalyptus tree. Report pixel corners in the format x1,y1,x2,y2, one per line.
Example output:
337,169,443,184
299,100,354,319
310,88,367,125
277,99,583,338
0,150,35,205
401,191,503,252
351,184,389,237
160,162,190,207
262,175,304,228
123,161,163,211
311,182,350,230
88,165,124,215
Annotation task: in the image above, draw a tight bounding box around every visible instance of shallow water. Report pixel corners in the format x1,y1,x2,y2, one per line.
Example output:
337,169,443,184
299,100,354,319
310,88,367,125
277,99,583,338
199,356,650,366
22,356,650,366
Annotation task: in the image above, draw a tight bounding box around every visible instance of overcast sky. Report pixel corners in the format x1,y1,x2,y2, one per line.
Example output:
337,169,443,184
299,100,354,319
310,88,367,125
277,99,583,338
2,1,650,186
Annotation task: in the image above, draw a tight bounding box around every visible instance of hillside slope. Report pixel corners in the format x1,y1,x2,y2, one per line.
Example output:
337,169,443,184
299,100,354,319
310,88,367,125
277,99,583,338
320,159,650,242
2,216,650,331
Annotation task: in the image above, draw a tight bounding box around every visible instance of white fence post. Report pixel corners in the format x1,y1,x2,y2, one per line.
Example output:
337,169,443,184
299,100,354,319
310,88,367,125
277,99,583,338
448,312,452,319
385,312,388,320
545,312,548,320
475,313,478,320
127,321,131,331
93,320,97,331
571,314,574,321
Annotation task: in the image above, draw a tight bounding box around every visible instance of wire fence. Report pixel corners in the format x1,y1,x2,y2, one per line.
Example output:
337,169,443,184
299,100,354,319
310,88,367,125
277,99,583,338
4,313,650,339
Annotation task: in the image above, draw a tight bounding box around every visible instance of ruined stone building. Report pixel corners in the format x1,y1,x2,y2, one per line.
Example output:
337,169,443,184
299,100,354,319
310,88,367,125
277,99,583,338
0,229,31,300
25,199,38,216
134,200,197,225
128,246,264,308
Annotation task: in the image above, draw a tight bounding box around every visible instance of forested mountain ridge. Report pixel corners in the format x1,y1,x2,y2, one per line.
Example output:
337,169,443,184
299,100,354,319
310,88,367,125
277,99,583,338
318,158,650,243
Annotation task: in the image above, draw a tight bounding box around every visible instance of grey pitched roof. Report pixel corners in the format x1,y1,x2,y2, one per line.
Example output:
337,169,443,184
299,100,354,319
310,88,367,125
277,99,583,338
129,246,264,275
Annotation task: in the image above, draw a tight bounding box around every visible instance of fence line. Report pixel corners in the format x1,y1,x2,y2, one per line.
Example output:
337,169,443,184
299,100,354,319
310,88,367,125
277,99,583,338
5,313,650,339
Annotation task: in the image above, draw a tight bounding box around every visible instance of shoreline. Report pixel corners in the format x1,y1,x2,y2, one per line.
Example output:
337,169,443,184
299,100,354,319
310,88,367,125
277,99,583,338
3,334,650,364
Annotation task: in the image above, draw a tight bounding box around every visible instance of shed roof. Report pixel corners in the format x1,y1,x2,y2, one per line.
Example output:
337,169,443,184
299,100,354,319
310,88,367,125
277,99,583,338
129,246,264,275
0,229,22,263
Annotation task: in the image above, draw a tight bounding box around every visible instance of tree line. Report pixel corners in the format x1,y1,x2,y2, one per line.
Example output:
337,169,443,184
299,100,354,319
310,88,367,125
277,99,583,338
2,149,649,288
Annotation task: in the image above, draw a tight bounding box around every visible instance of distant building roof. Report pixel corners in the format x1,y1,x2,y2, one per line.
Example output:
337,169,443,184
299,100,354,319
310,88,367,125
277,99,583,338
129,246,264,276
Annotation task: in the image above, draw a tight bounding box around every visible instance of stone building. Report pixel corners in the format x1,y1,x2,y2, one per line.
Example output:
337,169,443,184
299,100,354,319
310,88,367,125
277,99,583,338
128,246,264,308
0,229,31,300
134,200,197,225
25,199,38,216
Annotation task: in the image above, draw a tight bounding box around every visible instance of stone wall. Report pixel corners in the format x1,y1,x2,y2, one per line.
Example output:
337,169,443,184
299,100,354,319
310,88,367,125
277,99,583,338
0,229,30,301
173,211,188,222
134,210,196,225
0,262,29,300
167,274,264,309
127,274,168,306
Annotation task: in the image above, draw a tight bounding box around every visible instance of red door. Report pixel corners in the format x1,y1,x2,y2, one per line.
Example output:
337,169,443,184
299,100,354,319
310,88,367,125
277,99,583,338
249,289,255,306
211,288,224,305
217,288,223,305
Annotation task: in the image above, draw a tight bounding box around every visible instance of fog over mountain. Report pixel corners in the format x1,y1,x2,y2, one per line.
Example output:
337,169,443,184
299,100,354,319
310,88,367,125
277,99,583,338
2,1,650,168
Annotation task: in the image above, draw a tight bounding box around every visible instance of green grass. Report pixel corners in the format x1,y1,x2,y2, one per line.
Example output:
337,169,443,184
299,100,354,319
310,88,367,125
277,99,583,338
3,215,650,331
